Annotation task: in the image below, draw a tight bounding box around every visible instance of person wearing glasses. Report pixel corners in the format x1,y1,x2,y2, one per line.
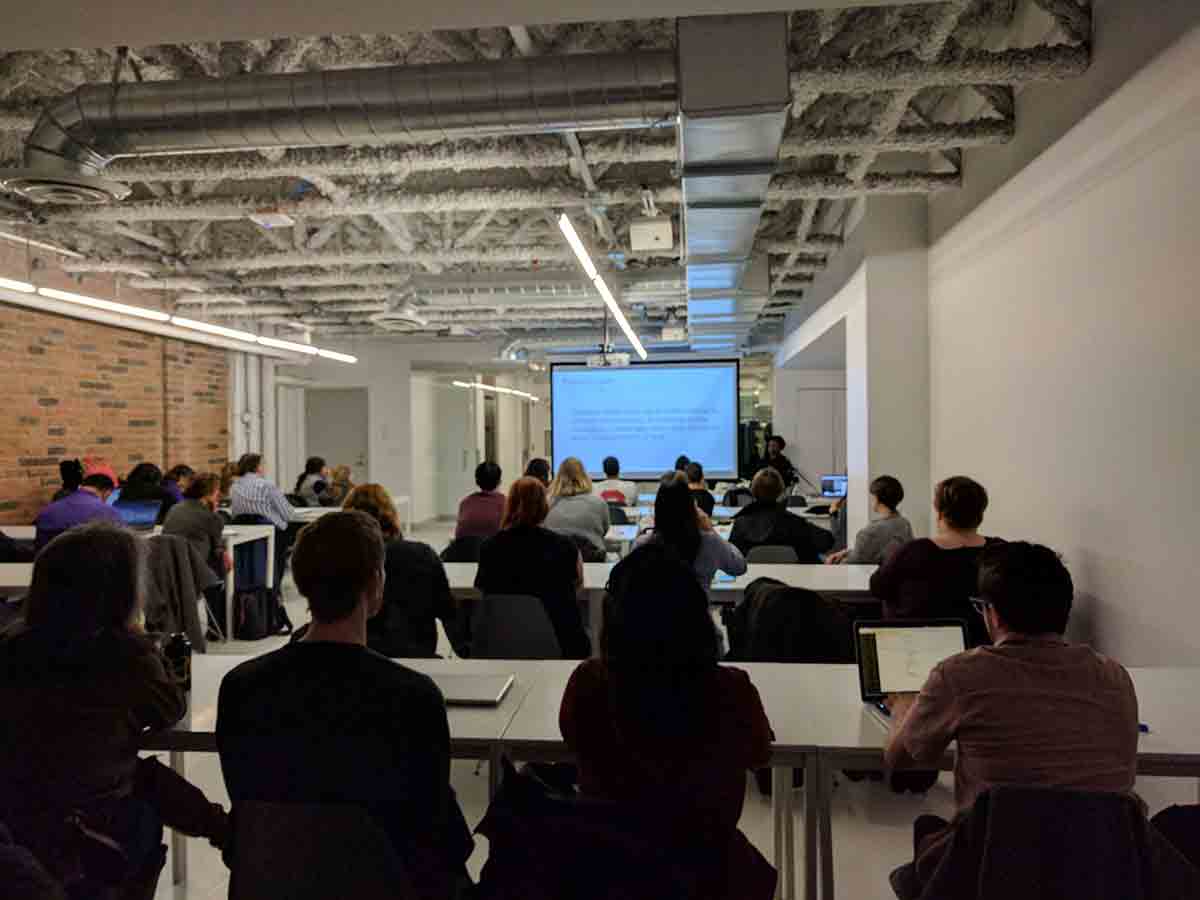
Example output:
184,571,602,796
883,542,1138,897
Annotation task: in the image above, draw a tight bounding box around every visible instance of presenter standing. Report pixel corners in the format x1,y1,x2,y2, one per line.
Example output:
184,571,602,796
760,435,798,489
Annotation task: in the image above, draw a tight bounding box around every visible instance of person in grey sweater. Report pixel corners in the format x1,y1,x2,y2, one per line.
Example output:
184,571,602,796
545,457,612,557
826,475,914,565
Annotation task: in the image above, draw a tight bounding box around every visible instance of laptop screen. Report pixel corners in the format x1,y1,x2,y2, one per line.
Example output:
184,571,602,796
856,621,967,699
820,475,847,498
115,500,161,528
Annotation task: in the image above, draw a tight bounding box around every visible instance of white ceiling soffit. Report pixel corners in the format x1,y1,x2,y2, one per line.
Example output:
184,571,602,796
0,1,912,51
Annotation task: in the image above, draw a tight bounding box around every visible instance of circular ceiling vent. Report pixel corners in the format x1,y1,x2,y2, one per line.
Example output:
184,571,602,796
0,171,131,205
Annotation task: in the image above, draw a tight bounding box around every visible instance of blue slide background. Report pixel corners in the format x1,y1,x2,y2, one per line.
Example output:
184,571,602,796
551,363,739,479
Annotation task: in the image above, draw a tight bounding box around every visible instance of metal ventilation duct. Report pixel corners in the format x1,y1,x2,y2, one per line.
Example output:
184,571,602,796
676,15,789,351
0,51,677,204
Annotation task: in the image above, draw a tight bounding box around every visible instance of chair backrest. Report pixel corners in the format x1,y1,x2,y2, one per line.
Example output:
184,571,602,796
471,594,562,659
286,492,310,508
440,535,485,563
785,496,808,508
229,802,415,900
723,487,753,508
746,544,800,564
599,489,627,504
726,579,855,664
607,503,630,525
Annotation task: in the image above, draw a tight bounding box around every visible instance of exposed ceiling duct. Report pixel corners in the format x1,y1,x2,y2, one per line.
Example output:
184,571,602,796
0,51,677,205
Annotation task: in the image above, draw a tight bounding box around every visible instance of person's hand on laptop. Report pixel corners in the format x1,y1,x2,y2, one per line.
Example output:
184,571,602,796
885,693,918,725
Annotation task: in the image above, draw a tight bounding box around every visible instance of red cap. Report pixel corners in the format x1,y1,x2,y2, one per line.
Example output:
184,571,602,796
83,459,119,485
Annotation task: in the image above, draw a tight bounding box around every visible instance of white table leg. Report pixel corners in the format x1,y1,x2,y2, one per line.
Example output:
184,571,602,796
169,749,187,885
818,755,834,900
223,536,236,643
266,529,276,592
803,755,818,900
772,766,786,900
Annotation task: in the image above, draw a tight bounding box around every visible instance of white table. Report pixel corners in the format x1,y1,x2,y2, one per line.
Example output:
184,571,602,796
0,562,33,594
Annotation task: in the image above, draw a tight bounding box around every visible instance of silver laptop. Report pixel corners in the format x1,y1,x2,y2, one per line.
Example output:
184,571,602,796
430,673,515,707
854,620,968,731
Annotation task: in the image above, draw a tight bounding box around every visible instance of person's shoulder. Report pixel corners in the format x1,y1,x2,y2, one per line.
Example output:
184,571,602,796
566,658,609,693
372,655,444,703
391,538,440,565
223,643,294,689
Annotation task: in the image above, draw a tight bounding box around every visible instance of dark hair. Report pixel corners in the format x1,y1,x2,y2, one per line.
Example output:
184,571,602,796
183,473,220,500
291,511,385,624
935,476,988,530
685,462,704,484
978,542,1072,635
475,461,502,492
23,523,142,640
502,477,550,529
295,456,326,493
524,458,551,485
870,475,904,512
751,467,785,503
59,459,84,491
81,473,115,492
674,454,690,472
602,456,620,478
164,464,194,483
118,462,166,504
651,476,701,563
236,453,262,477
219,462,238,496
601,542,719,740
767,435,786,450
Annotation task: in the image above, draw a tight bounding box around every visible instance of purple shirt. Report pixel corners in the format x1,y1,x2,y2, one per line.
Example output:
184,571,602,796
34,490,123,549
455,491,506,539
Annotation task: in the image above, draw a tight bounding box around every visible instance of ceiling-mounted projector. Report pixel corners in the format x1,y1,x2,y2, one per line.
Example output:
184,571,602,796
587,353,631,367
629,216,674,253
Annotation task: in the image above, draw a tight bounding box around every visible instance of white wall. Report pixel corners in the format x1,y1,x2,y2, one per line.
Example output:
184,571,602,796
929,26,1200,667
772,369,846,492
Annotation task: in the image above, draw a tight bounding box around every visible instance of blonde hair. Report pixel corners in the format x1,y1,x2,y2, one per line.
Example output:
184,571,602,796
549,457,593,499
331,464,353,485
342,483,401,539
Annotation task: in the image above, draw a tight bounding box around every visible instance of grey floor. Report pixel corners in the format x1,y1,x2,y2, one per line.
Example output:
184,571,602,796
167,519,1147,899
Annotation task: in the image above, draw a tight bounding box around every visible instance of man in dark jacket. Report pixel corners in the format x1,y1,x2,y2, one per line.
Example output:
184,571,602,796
760,435,798,488
729,468,833,563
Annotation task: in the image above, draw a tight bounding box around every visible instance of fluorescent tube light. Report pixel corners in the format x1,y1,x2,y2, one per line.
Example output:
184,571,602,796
0,231,85,259
557,214,598,280
0,277,35,293
316,348,358,364
37,286,171,322
257,335,318,355
171,316,259,343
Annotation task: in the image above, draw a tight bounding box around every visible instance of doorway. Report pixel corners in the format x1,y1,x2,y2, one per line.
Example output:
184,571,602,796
305,388,370,484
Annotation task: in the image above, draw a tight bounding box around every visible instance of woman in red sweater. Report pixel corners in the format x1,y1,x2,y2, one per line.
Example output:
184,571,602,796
559,542,776,900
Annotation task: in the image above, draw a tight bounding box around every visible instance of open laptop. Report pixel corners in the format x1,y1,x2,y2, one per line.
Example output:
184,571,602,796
854,620,968,731
114,500,161,531
820,475,848,498
429,673,515,707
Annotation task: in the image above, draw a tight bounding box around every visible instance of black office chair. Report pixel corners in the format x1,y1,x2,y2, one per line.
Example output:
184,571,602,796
723,487,754,508
441,535,485,563
470,594,562,659
746,545,800,564
607,504,630,525
286,492,310,508
785,496,808,508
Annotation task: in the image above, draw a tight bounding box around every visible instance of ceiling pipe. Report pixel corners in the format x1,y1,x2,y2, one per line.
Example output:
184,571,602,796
0,51,677,205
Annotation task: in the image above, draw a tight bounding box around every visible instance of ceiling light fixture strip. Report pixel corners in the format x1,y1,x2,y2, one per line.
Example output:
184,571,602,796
451,380,540,403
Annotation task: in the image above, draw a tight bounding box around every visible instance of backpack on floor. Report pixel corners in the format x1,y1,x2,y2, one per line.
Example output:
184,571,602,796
235,588,271,641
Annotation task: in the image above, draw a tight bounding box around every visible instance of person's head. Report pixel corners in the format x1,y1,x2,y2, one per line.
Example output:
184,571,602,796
330,464,352,486
475,461,502,492
59,459,84,491
80,472,116,499
549,457,592,499
125,462,162,490
164,464,194,487
934,475,988,532
977,541,1073,639
652,474,701,562
23,523,143,641
219,461,238,496
767,435,786,458
304,456,328,478
524,458,551,486
183,473,221,509
869,475,904,514
750,467,785,503
291,511,386,626
502,476,550,529
601,542,719,737
342,483,402,540
602,456,620,479
685,462,705,486
236,453,263,477
674,454,690,472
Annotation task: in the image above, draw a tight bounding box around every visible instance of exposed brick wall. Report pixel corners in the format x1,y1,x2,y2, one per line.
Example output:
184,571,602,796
0,245,230,523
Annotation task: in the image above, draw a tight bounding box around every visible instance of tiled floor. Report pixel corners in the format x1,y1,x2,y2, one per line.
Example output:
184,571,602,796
157,519,1190,899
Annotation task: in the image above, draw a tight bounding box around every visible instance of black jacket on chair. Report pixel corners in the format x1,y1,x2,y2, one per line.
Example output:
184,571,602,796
724,577,854,664
729,501,834,563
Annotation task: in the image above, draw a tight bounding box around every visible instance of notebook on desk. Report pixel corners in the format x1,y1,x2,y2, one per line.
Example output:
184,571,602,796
855,620,967,731
429,673,515,707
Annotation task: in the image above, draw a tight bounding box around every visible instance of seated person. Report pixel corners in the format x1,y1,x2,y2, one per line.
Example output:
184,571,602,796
870,475,1002,645
230,453,295,530
162,464,194,504
51,458,83,502
560,543,775,900
475,477,589,658
456,461,506,540
115,462,178,525
686,462,716,516
0,524,227,894
344,483,463,658
324,464,355,506
674,454,691,473
293,456,329,507
825,475,914,565
545,457,611,561
636,474,746,590
162,473,232,579
885,542,1138,888
593,455,638,506
217,511,473,899
729,468,833,563
523,457,551,487
34,465,122,550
